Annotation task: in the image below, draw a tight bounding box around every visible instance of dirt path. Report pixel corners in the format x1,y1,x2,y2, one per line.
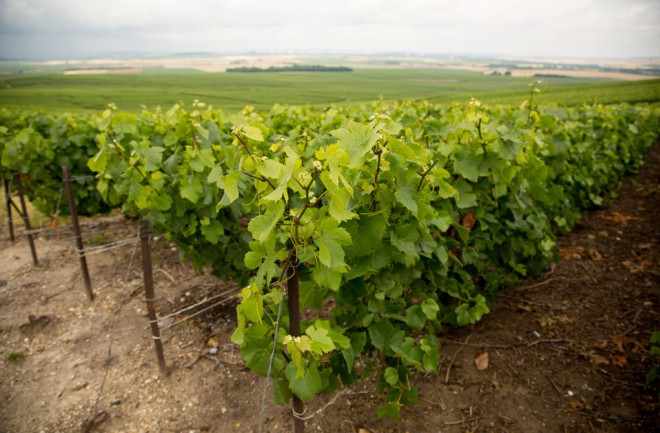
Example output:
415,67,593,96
1,145,659,433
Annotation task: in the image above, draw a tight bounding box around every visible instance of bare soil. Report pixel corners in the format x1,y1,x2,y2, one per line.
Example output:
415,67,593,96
1,145,659,433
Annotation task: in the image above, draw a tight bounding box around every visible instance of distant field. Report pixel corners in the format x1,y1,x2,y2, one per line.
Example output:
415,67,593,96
0,69,658,113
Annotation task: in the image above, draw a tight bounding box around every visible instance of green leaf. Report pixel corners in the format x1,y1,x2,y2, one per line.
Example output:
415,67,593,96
222,172,241,204
386,133,430,164
312,266,343,292
140,147,164,172
273,378,292,405
344,214,387,258
240,285,264,324
180,178,204,203
453,149,480,182
320,171,357,222
243,125,264,142
305,325,335,354
331,121,380,169
389,224,419,262
368,319,396,351
435,179,456,199
263,155,298,202
88,148,107,172
342,332,366,373
257,159,284,179
200,219,223,244
390,337,422,368
395,173,418,216
420,335,440,372
128,182,150,209
405,305,426,330
314,217,352,270
152,193,172,211
248,201,285,243
421,299,440,320
207,165,224,187
377,402,401,421
384,367,399,385
285,362,324,402
112,113,138,134
454,179,478,209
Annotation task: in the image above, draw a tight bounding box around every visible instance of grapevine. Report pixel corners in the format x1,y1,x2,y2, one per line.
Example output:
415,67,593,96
2,99,659,420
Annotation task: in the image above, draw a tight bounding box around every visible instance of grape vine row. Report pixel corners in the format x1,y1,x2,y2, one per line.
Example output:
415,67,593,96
3,99,659,419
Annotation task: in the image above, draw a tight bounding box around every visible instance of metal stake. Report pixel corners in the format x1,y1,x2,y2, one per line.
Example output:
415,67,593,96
3,176,14,241
62,166,94,301
14,173,38,266
286,251,305,433
139,219,167,376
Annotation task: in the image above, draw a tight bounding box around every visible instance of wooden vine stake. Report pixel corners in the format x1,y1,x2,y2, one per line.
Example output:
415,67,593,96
3,176,15,241
139,219,167,376
14,172,38,266
62,166,94,302
286,251,305,433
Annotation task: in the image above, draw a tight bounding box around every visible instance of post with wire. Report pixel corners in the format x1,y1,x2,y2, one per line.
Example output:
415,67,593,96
62,166,94,301
3,175,15,242
287,251,305,433
139,219,168,376
14,172,38,266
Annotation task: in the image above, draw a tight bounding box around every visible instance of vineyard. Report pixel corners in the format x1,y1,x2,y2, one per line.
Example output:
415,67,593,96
1,96,659,432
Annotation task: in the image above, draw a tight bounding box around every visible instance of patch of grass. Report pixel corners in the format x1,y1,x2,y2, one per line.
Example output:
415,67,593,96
86,234,109,246
5,352,23,362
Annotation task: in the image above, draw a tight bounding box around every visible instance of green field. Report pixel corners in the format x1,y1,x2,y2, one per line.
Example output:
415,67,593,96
1,68,659,113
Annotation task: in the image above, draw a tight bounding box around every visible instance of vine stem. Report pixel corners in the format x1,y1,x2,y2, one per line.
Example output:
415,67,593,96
417,160,439,191
233,132,254,157
370,146,383,211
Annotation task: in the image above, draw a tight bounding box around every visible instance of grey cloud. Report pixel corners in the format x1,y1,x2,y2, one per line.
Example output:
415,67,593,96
0,0,658,59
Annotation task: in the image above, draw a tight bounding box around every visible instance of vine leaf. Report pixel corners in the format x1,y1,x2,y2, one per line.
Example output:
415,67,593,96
314,217,352,270
285,363,324,402
248,201,285,243
332,121,380,169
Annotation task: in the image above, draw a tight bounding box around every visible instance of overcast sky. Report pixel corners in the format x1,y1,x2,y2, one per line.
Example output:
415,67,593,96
0,0,658,60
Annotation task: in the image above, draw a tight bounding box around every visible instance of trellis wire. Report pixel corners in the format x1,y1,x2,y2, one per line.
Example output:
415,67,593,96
92,224,141,415
74,238,137,257
157,287,240,324
258,299,284,433
159,290,240,331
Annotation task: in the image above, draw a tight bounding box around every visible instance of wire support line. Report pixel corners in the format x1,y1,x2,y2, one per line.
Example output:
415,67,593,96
258,300,284,433
292,389,365,421
157,287,241,323
75,238,138,257
91,226,141,416
69,175,95,182
160,293,239,331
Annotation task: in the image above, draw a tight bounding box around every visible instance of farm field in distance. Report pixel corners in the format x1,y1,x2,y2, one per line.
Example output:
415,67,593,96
1,55,659,113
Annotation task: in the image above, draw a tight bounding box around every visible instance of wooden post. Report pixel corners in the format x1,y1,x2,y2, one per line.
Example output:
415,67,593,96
286,252,305,433
139,219,167,376
14,173,38,266
62,166,94,301
3,176,14,242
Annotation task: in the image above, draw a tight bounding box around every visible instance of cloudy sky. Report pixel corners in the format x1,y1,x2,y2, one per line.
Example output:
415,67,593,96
0,0,659,60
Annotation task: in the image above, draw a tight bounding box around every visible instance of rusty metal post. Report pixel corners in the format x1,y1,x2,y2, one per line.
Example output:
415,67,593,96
139,219,167,376
62,166,94,301
3,176,14,241
286,252,305,433
14,173,38,266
